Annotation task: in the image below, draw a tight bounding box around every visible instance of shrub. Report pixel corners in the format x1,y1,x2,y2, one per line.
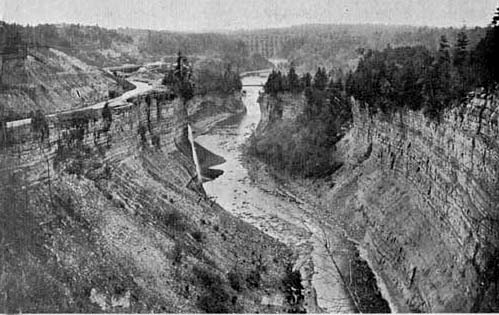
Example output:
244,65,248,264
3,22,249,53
197,287,231,313
31,109,49,141
192,267,233,313
101,103,112,132
282,267,304,312
163,209,187,232
245,269,261,289
151,134,160,148
228,270,244,292
191,231,204,243
137,124,147,144
193,266,222,288
172,242,183,264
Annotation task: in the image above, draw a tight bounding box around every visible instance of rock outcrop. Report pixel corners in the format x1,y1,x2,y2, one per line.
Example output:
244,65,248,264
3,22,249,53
0,87,295,312
255,92,305,136
255,90,499,312
0,47,121,120
188,92,246,134
329,94,499,312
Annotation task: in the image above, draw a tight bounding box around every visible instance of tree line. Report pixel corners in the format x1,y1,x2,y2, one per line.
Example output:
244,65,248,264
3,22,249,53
346,8,499,119
0,22,133,51
0,21,273,71
237,24,487,74
162,53,242,99
254,7,499,177
252,66,351,177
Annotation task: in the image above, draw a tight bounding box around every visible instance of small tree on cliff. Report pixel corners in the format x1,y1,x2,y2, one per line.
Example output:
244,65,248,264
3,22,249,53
102,102,113,132
31,110,49,142
313,67,328,91
301,73,312,89
492,6,499,26
475,8,499,89
223,63,243,93
162,51,195,101
264,70,284,96
287,66,301,93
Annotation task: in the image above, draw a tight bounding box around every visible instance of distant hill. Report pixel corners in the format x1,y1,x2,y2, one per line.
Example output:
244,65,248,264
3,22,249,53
232,24,488,73
0,22,272,71
1,21,488,78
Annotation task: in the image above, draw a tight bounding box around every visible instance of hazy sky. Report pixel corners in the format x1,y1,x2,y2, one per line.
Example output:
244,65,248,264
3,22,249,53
0,0,497,32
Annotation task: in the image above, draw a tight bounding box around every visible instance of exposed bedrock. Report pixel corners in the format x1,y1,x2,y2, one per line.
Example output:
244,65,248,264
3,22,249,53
0,88,295,312
0,48,122,119
256,91,499,312
337,94,499,312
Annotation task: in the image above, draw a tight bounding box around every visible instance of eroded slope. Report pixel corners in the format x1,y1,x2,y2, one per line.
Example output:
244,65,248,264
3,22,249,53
0,89,297,312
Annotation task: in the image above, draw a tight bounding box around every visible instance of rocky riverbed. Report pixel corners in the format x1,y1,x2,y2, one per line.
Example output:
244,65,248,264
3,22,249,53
195,73,390,313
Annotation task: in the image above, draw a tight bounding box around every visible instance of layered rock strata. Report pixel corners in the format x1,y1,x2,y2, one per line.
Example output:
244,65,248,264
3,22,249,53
0,88,295,312
256,91,499,312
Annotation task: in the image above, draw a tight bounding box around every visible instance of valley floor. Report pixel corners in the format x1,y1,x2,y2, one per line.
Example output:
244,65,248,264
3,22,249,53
194,74,390,312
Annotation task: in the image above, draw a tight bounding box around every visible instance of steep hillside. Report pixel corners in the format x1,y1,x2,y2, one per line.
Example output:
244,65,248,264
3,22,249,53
0,88,298,312
255,90,499,312
0,47,124,120
327,95,499,312
0,22,273,71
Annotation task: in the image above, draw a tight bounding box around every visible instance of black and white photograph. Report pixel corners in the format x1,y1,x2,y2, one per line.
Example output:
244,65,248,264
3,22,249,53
1,0,499,313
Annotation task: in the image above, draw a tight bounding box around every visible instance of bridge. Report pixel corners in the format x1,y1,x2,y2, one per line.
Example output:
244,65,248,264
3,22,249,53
242,84,264,87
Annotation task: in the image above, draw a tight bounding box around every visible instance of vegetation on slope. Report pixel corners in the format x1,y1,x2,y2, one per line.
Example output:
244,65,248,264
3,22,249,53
249,66,351,177
346,8,499,119
163,53,242,98
0,47,125,122
237,23,488,73
252,8,499,177
0,112,297,312
0,22,273,71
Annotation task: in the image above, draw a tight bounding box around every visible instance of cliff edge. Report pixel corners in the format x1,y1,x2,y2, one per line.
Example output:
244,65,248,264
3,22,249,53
255,90,499,312
0,86,296,312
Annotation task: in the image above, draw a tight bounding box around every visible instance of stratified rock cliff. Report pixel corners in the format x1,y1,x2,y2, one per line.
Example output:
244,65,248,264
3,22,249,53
0,47,121,120
0,88,295,312
188,92,246,133
330,94,499,312
256,91,499,312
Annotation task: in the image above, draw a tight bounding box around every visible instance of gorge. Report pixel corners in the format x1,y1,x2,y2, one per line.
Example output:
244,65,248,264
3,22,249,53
2,8,499,312
0,62,300,312
250,88,499,312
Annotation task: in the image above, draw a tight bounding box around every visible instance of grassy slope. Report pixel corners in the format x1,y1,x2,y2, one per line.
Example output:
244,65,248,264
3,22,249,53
0,122,297,313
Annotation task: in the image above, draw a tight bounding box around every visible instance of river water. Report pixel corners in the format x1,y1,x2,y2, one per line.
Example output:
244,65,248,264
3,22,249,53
196,74,356,313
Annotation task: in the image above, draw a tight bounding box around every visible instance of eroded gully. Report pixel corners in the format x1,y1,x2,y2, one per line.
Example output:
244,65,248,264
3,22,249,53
195,74,356,313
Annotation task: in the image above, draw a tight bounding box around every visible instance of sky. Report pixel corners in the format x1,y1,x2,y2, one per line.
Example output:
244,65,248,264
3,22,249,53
0,0,498,32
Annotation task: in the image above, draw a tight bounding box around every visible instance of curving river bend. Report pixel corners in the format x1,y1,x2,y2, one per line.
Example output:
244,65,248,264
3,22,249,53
196,74,357,313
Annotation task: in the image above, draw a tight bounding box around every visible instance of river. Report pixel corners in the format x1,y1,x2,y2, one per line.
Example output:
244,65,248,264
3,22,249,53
196,73,356,313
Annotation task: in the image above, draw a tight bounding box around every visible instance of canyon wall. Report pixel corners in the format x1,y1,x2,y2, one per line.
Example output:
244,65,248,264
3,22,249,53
188,92,245,133
0,87,196,188
256,91,499,312
255,92,305,136
332,95,499,312
0,88,296,312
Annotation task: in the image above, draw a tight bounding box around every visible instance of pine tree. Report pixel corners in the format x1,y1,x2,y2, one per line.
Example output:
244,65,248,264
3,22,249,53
438,35,450,64
313,67,328,91
492,6,499,26
287,66,300,93
453,31,469,67
301,73,312,89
